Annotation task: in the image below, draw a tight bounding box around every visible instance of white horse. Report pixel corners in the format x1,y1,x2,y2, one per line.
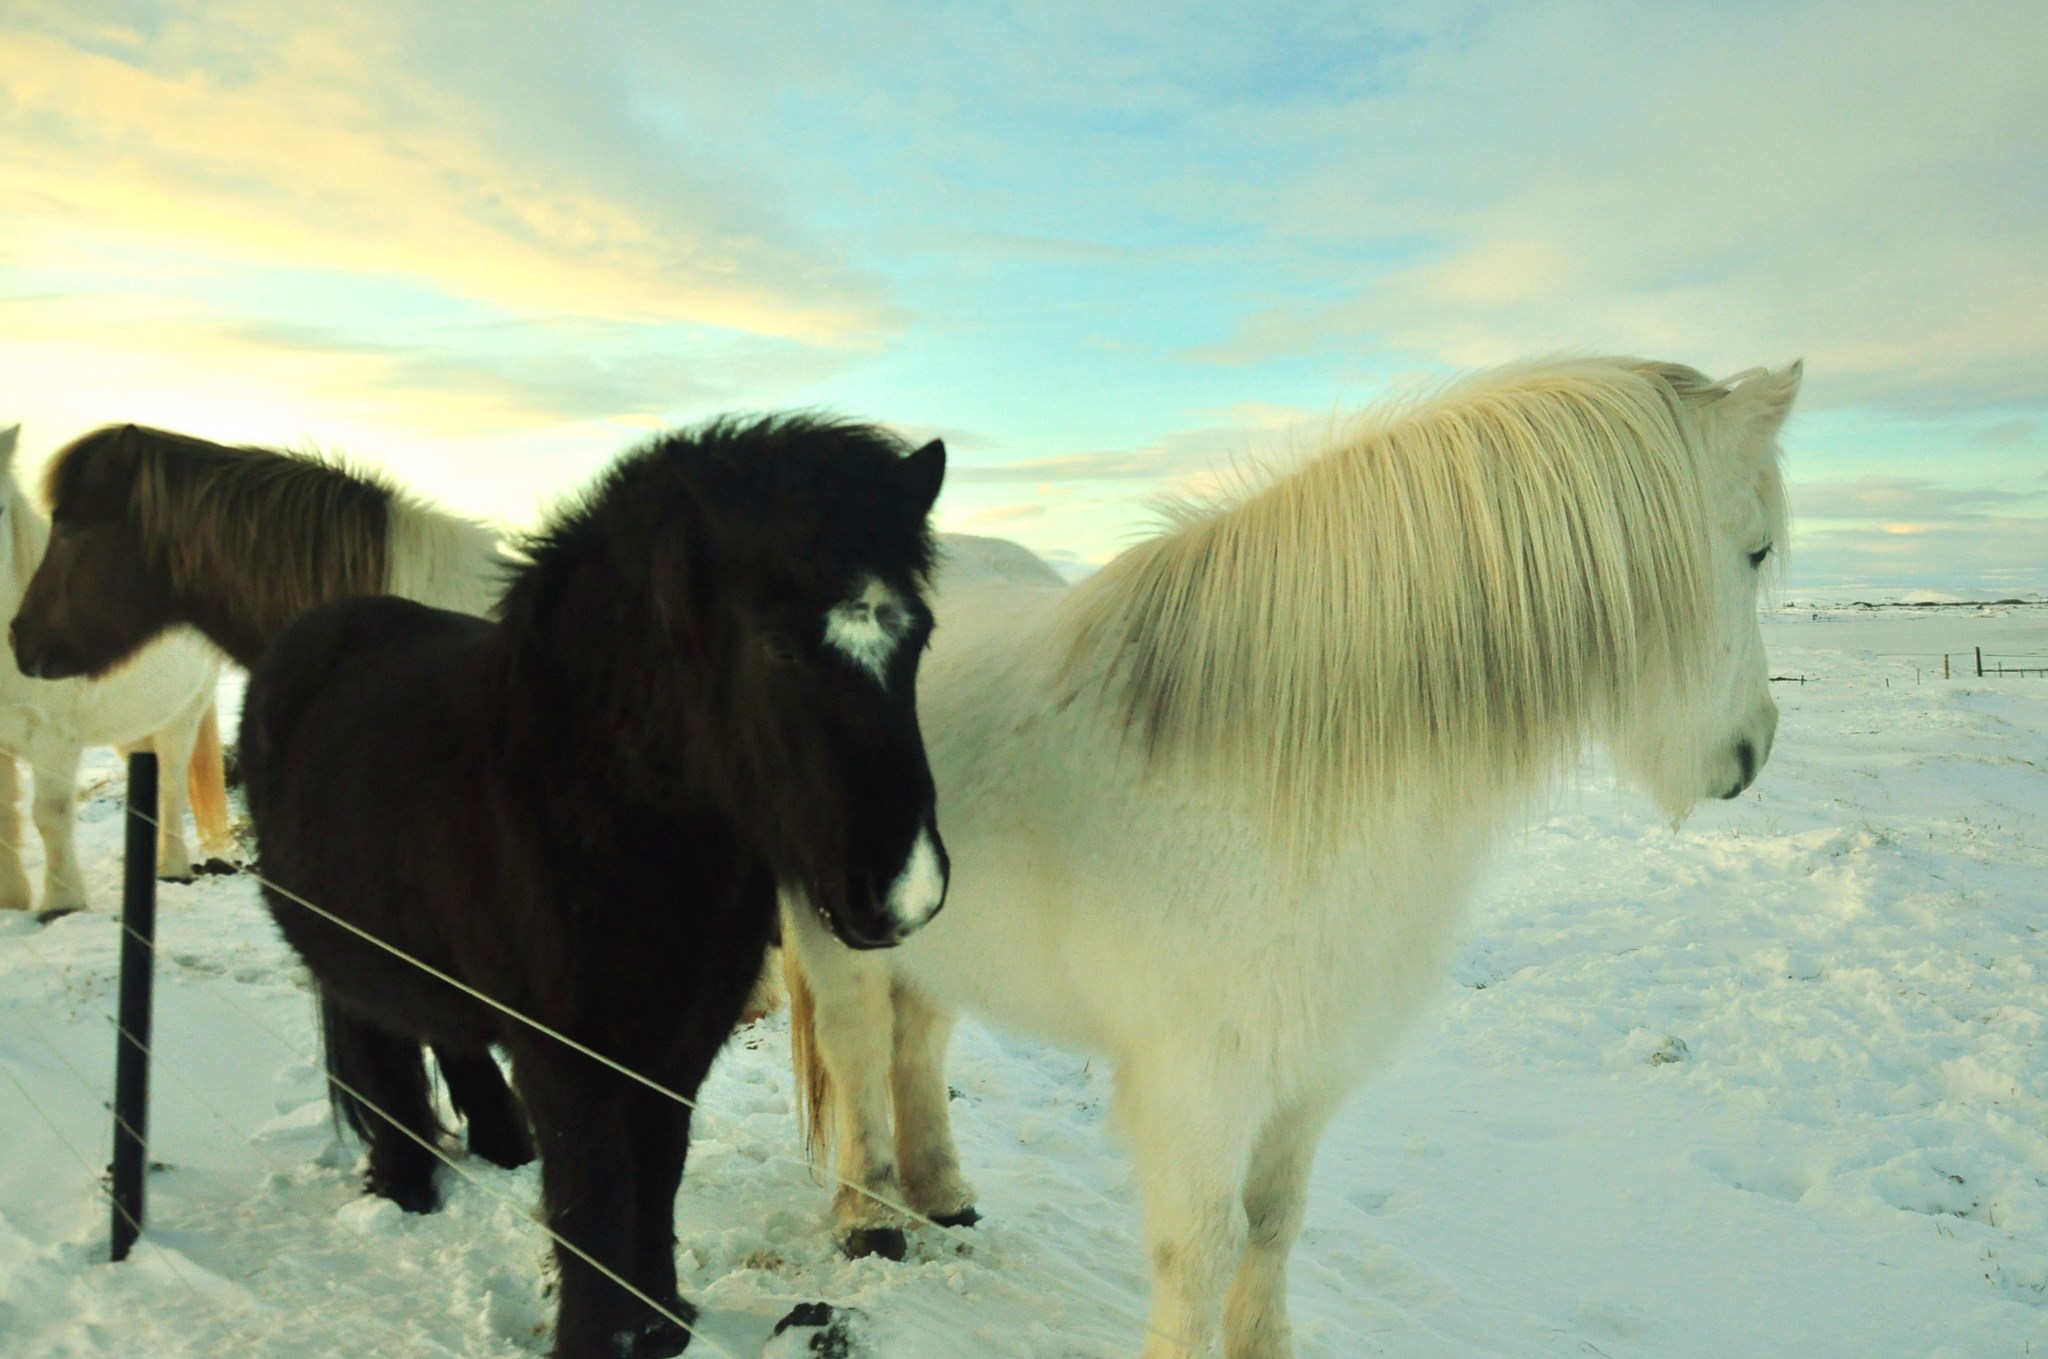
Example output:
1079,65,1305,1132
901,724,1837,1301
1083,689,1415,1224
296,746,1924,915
0,424,232,914
785,357,1800,1357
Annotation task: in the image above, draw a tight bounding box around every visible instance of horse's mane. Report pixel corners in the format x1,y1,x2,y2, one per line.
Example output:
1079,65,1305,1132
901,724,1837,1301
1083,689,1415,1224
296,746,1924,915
47,426,394,636
1057,357,1775,862
501,413,937,627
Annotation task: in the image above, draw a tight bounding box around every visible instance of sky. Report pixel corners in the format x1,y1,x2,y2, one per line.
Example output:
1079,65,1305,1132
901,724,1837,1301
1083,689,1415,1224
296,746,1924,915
2,0,2044,592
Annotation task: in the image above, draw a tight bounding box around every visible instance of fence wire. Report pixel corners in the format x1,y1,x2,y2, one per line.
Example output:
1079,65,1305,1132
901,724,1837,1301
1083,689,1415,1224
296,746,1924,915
0,1031,271,1357
70,798,1195,1356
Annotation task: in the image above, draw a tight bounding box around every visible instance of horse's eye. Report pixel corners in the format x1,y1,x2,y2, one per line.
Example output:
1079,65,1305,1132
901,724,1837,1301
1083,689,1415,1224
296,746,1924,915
1748,543,1772,568
873,603,903,632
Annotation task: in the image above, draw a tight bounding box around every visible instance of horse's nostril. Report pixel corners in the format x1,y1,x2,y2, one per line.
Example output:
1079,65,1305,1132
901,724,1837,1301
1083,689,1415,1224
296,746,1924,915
1735,738,1757,788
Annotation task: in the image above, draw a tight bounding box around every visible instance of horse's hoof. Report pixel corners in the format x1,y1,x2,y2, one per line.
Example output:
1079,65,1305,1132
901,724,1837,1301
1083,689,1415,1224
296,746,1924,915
769,1302,864,1358
194,858,241,877
842,1226,906,1261
472,1140,536,1171
930,1206,980,1229
156,872,196,885
34,904,85,925
370,1177,439,1214
635,1300,697,1357
468,1128,536,1170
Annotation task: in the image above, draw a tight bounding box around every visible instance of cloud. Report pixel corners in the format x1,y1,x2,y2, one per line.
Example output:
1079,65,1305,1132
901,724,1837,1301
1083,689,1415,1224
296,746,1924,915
953,503,1046,527
1791,516,2048,594
1791,477,2048,522
1779,474,2048,592
1972,419,2039,450
947,402,1316,486
1182,2,2048,412
0,5,896,343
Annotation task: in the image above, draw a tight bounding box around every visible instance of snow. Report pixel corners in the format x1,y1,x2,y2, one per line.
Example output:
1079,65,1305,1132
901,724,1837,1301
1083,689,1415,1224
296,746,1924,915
3,606,2045,1357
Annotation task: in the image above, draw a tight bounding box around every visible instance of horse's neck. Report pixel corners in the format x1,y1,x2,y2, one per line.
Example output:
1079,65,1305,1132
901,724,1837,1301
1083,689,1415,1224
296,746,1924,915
169,535,366,669
153,568,278,670
492,617,713,808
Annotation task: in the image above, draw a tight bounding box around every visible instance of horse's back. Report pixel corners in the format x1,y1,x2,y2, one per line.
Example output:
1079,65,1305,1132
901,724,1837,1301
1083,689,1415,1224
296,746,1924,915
247,594,485,807
242,595,507,1036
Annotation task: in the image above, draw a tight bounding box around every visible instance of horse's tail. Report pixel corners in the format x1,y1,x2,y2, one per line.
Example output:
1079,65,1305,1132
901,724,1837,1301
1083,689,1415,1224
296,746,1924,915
738,943,787,1025
186,703,233,856
319,996,443,1147
784,948,834,1166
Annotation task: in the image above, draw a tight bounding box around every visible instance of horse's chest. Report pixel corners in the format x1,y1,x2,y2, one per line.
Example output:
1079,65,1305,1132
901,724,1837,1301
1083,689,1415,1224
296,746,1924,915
0,688,79,754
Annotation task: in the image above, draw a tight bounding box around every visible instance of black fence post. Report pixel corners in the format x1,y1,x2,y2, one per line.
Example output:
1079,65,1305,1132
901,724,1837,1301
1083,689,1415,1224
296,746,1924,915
110,751,158,1263
1976,645,1984,678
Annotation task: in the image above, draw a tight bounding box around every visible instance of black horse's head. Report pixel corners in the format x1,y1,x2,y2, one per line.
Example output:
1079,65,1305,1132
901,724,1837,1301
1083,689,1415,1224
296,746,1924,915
512,415,950,950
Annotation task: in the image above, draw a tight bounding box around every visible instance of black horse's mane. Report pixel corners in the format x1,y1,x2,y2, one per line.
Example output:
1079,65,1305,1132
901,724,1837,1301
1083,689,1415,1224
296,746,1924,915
498,413,938,638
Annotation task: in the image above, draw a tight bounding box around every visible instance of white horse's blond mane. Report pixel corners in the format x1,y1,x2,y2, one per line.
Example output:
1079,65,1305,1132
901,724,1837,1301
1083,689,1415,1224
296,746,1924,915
1057,356,1778,864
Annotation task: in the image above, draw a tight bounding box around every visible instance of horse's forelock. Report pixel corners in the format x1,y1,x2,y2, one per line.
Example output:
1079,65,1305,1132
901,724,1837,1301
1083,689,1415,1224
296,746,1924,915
42,425,142,519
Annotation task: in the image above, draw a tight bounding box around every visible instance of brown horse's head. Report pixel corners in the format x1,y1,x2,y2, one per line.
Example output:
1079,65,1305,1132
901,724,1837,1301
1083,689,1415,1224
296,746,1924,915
10,426,171,678
11,425,390,675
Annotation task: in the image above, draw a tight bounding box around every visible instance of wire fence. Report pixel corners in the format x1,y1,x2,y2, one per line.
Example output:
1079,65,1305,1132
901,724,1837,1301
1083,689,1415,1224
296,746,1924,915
1769,647,2048,683
0,1011,274,1357
2,786,1193,1357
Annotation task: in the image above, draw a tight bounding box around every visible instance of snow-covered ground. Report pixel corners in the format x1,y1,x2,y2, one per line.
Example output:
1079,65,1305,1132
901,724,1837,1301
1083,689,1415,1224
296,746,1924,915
2,604,2044,1357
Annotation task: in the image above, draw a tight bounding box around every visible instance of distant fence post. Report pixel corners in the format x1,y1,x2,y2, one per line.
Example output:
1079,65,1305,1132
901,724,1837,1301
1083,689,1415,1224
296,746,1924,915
110,752,158,1263
1976,645,1984,678
1943,653,1950,680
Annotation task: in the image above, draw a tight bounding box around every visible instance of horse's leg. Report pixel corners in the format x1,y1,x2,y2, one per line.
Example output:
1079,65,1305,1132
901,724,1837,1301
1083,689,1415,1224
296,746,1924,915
321,1001,443,1212
436,1047,534,1169
515,1051,650,1359
29,745,85,915
1222,1095,1341,1359
1118,1056,1264,1359
622,1079,704,1358
888,978,977,1226
146,698,206,881
783,899,911,1259
0,755,32,911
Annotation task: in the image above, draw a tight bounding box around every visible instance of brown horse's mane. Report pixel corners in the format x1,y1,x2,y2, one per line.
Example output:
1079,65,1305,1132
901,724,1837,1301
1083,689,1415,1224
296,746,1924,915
47,425,395,652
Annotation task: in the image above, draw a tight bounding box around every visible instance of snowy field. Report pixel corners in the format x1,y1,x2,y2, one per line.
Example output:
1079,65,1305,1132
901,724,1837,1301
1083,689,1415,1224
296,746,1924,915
2,603,2044,1357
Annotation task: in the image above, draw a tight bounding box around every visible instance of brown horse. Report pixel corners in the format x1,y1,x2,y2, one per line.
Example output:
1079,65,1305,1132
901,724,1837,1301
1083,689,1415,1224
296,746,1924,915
10,423,504,678
9,422,789,1011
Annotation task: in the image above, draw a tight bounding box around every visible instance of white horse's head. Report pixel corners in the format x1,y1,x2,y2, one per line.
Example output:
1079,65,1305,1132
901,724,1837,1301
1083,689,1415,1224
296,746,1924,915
0,424,41,615
1614,361,1799,820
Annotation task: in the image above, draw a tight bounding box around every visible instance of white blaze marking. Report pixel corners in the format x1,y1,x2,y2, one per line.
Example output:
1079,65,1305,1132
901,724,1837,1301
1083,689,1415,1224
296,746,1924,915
824,578,908,685
886,828,946,930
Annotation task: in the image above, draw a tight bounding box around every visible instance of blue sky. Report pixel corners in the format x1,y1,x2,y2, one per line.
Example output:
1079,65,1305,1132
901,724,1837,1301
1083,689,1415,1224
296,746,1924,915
3,0,2044,590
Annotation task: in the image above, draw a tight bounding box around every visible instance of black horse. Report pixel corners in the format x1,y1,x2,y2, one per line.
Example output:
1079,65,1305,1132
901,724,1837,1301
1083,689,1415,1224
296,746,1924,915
240,415,949,1359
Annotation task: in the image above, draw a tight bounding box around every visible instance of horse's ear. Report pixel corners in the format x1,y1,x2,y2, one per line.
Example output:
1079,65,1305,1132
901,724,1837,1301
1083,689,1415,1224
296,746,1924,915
899,439,946,516
1727,360,1803,441
0,424,18,472
49,425,144,513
